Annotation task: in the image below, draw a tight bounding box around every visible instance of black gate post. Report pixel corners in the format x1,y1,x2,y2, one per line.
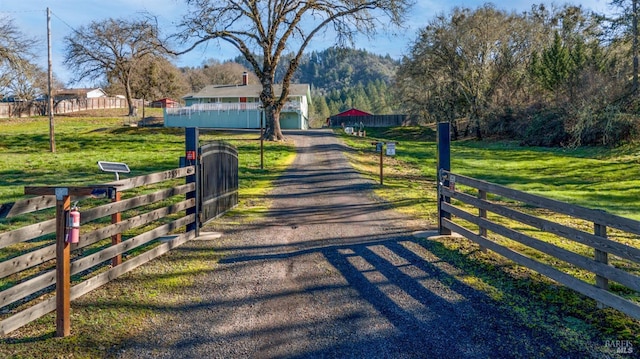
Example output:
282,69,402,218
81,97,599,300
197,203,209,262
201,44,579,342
186,127,200,236
437,122,451,235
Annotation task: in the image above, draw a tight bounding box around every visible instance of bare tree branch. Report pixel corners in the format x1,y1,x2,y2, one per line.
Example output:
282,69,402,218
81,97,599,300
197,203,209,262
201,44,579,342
63,17,170,115
174,0,414,140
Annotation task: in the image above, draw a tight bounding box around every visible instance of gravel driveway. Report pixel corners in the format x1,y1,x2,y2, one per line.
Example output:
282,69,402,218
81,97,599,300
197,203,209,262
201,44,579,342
117,130,613,358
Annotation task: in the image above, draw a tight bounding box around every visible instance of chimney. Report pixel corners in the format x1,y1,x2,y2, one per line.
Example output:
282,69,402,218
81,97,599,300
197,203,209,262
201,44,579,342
242,72,249,86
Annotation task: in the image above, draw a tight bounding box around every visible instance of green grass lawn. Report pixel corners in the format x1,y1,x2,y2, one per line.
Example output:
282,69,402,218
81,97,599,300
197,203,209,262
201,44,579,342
340,126,640,348
343,126,640,221
0,110,295,214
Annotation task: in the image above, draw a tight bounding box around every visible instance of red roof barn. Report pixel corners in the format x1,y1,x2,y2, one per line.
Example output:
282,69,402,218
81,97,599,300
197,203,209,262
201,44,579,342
335,108,372,117
151,98,180,108
328,107,408,127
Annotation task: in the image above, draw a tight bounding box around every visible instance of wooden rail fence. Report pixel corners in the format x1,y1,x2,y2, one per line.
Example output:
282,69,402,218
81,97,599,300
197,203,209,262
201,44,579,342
0,167,196,336
0,97,143,118
436,122,640,320
328,114,410,128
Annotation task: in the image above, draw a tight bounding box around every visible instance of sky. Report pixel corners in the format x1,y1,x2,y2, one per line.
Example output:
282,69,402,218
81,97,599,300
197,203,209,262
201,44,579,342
0,0,612,86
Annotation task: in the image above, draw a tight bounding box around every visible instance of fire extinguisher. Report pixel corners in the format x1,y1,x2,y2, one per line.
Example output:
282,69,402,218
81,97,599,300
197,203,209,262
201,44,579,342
66,203,80,244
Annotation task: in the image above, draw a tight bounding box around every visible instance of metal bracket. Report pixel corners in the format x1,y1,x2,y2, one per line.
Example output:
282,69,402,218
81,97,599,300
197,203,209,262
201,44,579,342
55,187,69,201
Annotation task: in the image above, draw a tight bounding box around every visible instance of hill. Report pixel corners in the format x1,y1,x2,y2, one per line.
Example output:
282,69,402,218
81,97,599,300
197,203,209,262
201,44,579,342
233,47,400,93
231,47,402,124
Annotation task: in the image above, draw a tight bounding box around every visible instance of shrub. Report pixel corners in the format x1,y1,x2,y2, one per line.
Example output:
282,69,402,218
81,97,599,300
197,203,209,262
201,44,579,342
521,111,569,147
484,109,520,139
568,106,637,147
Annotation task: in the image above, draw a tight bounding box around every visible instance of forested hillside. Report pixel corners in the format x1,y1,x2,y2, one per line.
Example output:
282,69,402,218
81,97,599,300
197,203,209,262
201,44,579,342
232,47,401,125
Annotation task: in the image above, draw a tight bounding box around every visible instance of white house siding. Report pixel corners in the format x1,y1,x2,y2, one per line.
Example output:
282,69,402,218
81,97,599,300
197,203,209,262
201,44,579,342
280,112,299,129
165,101,308,129
166,83,311,129
280,111,309,130
164,108,261,128
86,89,108,98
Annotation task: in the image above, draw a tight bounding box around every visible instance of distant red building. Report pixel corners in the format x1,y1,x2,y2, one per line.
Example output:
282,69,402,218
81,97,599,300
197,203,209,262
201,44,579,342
328,107,408,128
335,108,372,117
151,98,180,108
327,108,372,127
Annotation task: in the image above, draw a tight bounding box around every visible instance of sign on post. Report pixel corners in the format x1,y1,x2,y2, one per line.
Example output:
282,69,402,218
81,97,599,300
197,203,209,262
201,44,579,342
386,142,396,156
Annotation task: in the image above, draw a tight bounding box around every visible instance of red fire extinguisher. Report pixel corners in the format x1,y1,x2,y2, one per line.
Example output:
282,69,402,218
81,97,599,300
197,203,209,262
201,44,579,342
66,203,80,244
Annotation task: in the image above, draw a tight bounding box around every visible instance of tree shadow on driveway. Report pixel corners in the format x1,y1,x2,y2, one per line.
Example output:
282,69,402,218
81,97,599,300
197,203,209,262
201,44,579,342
121,229,609,358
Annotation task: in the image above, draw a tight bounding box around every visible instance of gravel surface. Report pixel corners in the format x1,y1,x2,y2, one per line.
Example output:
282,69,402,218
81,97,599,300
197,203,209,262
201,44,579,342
116,130,615,358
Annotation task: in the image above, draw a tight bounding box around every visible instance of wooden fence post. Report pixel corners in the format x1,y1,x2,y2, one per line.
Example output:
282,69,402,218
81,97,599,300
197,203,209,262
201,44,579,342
594,223,609,308
437,122,451,235
111,190,122,267
478,189,488,251
379,143,384,185
55,189,71,337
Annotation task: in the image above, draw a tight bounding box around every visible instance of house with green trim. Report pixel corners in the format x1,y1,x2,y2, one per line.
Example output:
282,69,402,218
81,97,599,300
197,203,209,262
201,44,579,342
164,73,310,130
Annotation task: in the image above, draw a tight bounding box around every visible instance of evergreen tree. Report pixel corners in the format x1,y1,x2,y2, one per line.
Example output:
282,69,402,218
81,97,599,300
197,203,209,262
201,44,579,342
530,31,574,101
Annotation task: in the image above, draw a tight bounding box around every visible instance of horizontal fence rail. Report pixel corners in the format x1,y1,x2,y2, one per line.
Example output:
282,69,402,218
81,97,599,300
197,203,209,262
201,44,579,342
0,166,196,335
438,169,640,320
0,97,143,118
329,114,410,128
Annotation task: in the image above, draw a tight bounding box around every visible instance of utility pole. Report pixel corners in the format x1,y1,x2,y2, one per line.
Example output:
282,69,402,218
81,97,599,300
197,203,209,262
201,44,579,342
47,7,56,153
633,0,638,93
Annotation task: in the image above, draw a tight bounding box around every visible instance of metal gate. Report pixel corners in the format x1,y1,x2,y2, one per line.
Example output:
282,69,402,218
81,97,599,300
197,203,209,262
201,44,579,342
199,142,239,225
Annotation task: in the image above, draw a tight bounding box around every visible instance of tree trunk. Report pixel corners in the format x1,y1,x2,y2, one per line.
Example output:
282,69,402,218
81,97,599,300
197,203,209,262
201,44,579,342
451,119,459,140
124,78,136,116
472,97,482,140
260,80,286,141
474,115,482,140
263,105,285,141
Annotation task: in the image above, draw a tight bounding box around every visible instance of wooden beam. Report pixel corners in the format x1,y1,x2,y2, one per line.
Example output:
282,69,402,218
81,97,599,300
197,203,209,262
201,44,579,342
0,218,56,250
25,185,117,198
442,187,640,264
443,202,640,293
111,191,122,267
107,166,195,191
441,170,640,235
55,195,70,337
0,199,194,281
594,223,609,295
442,218,640,320
0,195,56,219
9,167,194,218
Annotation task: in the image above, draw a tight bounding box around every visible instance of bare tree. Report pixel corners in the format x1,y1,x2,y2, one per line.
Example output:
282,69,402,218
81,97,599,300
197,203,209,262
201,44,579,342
63,17,169,115
609,0,640,93
173,0,413,140
9,61,48,101
105,55,189,104
182,60,257,92
0,16,40,96
398,5,531,139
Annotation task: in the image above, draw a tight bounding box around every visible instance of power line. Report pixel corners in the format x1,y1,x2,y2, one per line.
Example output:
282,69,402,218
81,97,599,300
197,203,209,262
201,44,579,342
0,9,45,15
50,10,84,37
